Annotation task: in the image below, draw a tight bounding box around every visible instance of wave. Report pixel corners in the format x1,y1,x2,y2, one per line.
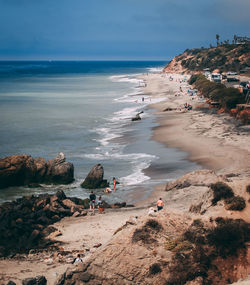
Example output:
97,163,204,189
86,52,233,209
147,67,163,73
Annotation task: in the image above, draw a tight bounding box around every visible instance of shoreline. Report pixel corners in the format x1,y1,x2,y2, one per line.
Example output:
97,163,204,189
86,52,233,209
1,71,250,284
141,72,250,174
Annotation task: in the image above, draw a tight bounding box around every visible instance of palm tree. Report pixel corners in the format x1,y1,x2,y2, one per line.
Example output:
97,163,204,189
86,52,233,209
233,35,237,44
216,34,220,46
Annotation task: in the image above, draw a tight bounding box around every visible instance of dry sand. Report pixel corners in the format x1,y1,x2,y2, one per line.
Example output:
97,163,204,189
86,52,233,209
1,72,250,284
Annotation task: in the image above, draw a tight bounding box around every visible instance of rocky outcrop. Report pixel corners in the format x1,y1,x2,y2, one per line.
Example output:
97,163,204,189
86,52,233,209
55,212,250,285
0,190,88,257
0,153,74,188
22,276,47,285
81,164,109,189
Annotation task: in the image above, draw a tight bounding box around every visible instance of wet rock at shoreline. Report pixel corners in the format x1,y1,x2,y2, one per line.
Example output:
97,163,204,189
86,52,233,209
0,153,74,189
81,164,109,189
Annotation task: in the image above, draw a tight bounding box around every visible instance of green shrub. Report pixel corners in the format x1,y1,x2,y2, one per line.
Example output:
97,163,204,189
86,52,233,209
210,182,234,205
225,196,246,211
188,74,199,85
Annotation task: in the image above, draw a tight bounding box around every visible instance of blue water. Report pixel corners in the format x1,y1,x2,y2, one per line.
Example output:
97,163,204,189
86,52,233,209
0,61,199,204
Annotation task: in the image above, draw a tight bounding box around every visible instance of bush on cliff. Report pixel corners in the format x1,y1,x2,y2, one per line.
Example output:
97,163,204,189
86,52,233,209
225,196,246,211
210,182,234,205
207,218,250,257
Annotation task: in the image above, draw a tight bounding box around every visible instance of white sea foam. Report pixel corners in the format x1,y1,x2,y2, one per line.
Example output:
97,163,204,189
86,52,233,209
147,67,163,73
120,161,151,185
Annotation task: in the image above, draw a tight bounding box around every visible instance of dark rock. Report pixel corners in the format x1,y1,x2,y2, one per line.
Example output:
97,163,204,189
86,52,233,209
55,190,67,201
22,276,47,285
81,164,109,189
46,153,74,184
7,281,16,285
0,153,74,189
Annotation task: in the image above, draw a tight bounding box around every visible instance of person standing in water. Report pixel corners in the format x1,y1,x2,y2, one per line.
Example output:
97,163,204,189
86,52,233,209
113,177,117,192
156,198,164,211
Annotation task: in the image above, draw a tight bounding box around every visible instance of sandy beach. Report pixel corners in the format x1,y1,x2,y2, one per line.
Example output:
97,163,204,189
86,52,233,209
1,72,250,284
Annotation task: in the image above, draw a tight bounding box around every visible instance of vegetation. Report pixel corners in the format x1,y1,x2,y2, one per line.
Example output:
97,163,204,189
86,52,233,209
132,219,162,244
225,196,246,211
180,44,249,72
189,74,245,110
210,182,234,205
207,218,249,257
166,218,250,284
149,263,162,275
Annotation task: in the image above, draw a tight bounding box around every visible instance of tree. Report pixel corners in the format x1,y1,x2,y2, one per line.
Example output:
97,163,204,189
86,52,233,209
216,34,220,46
233,35,237,44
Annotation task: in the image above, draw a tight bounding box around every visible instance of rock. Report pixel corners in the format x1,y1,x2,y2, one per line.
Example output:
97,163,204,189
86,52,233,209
80,210,88,216
61,199,77,209
72,272,91,283
55,190,67,201
7,281,16,285
22,276,47,285
46,153,74,184
73,211,80,217
81,164,109,189
47,230,62,240
0,153,74,188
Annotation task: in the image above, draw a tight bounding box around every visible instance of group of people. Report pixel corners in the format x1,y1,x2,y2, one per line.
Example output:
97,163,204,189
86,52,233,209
89,177,117,215
89,191,104,215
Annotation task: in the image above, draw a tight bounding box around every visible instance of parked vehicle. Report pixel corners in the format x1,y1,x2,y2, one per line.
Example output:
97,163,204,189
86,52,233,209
227,77,239,82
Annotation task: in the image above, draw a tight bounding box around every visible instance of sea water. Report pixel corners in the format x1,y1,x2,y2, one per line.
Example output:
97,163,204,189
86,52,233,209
0,61,199,204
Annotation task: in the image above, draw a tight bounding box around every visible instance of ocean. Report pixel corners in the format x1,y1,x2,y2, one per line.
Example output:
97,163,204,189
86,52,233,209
0,61,199,204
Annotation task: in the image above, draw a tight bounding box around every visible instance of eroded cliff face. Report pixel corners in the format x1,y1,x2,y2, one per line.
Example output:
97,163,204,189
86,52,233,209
163,44,250,74
56,170,250,285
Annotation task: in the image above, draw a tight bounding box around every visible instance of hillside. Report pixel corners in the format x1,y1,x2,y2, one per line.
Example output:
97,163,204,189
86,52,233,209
164,44,250,74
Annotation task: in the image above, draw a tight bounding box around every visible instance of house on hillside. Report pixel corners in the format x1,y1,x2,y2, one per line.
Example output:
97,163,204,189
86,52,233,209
235,36,250,44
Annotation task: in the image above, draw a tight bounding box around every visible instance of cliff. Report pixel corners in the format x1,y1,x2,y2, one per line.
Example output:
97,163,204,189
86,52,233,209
164,44,250,74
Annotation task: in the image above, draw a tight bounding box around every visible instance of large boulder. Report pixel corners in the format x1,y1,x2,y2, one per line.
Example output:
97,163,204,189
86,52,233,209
46,153,74,184
0,153,74,189
81,164,109,189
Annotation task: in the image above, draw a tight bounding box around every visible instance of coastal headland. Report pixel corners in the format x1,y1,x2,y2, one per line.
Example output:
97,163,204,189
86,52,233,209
1,68,250,284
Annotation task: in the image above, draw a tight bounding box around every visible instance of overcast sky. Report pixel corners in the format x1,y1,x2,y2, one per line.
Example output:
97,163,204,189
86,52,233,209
0,0,249,60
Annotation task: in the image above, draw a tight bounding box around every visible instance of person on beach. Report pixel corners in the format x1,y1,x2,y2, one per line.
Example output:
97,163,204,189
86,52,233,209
89,191,96,215
113,177,117,192
156,198,164,211
104,187,112,193
97,196,105,214
72,254,83,264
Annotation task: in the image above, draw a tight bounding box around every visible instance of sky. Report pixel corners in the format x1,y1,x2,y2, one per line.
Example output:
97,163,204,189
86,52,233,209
0,0,249,60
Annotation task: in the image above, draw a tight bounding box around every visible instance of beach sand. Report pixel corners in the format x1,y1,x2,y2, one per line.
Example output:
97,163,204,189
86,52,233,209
1,72,250,284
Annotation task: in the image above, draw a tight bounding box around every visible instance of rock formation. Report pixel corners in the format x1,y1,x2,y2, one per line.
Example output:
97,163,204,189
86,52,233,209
81,164,109,189
0,153,74,188
0,190,88,257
